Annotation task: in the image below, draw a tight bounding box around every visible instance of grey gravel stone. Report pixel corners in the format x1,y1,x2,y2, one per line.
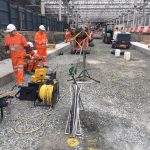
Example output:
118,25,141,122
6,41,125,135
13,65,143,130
0,40,150,150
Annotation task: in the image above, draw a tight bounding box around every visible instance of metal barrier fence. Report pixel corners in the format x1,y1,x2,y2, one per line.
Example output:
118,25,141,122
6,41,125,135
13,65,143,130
0,0,69,31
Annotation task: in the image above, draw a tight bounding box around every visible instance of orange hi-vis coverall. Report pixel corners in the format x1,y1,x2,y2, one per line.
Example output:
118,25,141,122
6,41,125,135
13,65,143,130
65,31,72,42
76,37,89,51
34,31,48,66
5,33,27,85
24,50,41,72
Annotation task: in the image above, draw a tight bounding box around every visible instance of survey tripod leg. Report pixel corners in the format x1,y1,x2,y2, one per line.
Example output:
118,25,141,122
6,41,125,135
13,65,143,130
1,107,3,120
74,51,100,83
65,82,84,136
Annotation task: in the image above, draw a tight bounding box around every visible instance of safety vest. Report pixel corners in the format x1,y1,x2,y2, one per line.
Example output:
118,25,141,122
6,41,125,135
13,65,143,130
5,33,27,58
34,31,48,50
65,31,72,42
30,50,40,60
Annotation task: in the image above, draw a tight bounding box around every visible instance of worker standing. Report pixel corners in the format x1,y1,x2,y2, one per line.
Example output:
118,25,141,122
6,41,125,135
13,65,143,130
65,29,72,42
5,24,28,87
69,27,76,52
121,27,125,33
113,27,121,41
34,25,48,67
89,30,94,47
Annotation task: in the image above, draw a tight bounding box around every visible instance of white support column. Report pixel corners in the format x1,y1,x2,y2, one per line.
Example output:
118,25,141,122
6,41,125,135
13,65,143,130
116,19,118,25
76,12,78,28
123,15,125,25
133,8,136,28
67,5,69,24
59,0,61,21
119,17,121,25
41,0,46,16
127,12,130,28
142,0,146,26
67,16,69,24
113,20,115,24
67,13,69,24
71,0,75,25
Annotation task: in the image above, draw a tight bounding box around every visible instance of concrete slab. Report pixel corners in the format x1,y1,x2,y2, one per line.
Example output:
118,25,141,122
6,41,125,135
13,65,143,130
0,59,14,86
47,42,71,58
0,42,70,87
131,42,150,55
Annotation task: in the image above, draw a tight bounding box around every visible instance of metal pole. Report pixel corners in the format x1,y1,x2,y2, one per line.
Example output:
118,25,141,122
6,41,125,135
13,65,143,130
72,0,75,25
127,12,129,28
8,0,11,23
17,0,20,30
71,11,74,25
76,13,78,28
123,15,125,25
83,50,86,81
116,19,118,25
67,14,69,25
142,0,146,26
119,17,121,24
133,6,136,28
59,0,61,21
67,5,69,24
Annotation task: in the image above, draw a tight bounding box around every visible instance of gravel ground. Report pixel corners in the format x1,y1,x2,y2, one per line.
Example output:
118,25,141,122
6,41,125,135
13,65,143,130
0,39,150,150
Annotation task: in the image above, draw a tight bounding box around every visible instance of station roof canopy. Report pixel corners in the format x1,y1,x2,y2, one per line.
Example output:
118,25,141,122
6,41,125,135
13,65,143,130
45,0,150,22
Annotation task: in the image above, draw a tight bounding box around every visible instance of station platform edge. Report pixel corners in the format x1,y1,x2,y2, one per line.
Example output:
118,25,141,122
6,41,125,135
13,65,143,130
0,42,70,87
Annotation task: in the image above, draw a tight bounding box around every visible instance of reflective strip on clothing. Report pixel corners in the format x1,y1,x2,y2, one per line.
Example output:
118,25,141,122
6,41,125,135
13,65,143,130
18,68,23,71
9,43,24,51
17,65,24,68
13,68,17,71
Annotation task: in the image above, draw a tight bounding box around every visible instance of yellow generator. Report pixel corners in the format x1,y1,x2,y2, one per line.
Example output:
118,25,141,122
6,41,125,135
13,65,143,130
32,68,48,83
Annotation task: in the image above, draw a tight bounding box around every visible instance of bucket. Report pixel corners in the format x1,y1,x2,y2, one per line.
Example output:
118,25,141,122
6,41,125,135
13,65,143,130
124,52,131,60
115,49,121,57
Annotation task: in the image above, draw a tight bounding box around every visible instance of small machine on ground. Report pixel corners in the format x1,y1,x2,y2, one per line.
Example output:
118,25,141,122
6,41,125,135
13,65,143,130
102,23,114,44
112,33,131,49
16,67,59,108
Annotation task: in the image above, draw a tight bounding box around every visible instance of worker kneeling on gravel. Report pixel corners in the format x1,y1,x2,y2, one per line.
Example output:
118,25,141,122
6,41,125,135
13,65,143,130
24,42,42,74
5,24,29,87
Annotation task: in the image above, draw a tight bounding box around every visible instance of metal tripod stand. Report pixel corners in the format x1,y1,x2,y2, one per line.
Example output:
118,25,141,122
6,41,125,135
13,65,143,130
68,38,100,83
75,50,100,83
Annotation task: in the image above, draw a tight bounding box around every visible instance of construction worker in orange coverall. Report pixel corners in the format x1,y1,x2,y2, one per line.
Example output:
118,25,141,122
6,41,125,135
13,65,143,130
34,25,48,67
65,29,72,42
5,24,29,87
24,42,42,74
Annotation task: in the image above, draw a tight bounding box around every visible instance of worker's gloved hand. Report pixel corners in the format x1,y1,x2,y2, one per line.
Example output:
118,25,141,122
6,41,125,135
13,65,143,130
42,42,46,46
25,54,31,59
37,58,43,61
6,50,10,54
46,43,49,48
24,45,30,54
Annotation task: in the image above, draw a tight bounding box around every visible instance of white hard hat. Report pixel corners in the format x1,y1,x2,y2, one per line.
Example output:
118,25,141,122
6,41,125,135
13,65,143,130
27,42,34,48
6,24,16,32
39,25,45,31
